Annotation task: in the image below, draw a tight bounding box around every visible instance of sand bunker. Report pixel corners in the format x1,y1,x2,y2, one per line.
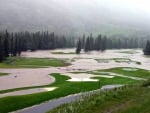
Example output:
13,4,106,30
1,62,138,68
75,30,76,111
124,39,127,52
62,73,114,82
122,68,138,71
68,78,98,82
0,87,57,98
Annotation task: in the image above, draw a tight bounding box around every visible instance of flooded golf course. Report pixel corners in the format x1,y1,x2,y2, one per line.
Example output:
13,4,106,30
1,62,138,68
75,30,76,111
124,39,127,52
0,48,150,113
0,49,150,90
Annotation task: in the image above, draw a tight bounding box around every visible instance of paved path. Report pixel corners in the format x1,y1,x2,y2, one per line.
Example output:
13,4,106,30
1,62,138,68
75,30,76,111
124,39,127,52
15,85,122,113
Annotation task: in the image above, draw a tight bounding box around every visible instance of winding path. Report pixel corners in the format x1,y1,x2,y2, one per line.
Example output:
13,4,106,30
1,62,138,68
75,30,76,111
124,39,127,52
15,85,122,113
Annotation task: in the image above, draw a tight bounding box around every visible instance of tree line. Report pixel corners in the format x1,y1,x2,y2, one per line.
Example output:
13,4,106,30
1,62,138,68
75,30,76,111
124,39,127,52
0,30,149,62
143,40,150,55
76,34,149,54
0,30,75,62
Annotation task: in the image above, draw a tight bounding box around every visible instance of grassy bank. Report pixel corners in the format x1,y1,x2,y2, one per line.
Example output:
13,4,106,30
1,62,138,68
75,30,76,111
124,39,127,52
95,58,141,65
0,57,70,68
117,50,139,54
48,80,150,113
0,72,139,113
0,72,8,76
97,67,150,79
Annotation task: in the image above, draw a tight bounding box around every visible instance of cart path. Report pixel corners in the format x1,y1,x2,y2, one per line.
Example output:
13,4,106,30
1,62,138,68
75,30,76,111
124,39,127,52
15,85,123,113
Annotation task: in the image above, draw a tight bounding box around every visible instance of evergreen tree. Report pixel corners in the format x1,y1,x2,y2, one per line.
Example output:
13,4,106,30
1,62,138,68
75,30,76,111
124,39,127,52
101,36,107,51
143,40,150,55
4,30,9,57
84,37,90,52
0,35,4,61
76,38,82,54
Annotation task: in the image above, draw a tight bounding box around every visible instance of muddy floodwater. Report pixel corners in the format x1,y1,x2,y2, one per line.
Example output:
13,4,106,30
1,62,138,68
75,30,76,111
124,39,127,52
0,49,150,90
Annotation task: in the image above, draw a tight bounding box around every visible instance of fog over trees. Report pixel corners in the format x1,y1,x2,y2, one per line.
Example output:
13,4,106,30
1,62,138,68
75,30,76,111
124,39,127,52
0,0,150,37
143,40,150,55
0,30,149,61
0,0,150,60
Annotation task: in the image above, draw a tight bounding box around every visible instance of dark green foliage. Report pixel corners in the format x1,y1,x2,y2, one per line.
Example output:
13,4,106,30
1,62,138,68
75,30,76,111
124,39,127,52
83,34,107,52
4,30,9,57
84,36,90,52
0,35,4,61
143,40,150,55
80,35,148,52
142,79,150,87
76,38,82,54
0,30,149,62
0,30,76,62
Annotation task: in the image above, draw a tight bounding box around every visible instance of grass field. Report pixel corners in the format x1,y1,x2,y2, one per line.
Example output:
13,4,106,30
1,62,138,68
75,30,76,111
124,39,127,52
48,80,150,113
95,58,141,65
112,58,141,65
117,50,139,54
0,71,140,113
95,67,150,79
0,57,70,68
0,72,8,76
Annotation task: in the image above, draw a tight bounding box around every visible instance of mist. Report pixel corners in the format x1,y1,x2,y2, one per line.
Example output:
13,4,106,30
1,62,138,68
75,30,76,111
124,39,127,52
0,0,150,37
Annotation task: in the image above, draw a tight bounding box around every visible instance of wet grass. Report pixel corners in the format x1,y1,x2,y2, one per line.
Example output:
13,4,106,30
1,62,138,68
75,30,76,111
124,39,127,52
97,67,150,79
112,58,141,65
0,73,138,113
48,80,150,113
95,58,141,65
117,50,139,54
0,72,8,76
0,57,70,68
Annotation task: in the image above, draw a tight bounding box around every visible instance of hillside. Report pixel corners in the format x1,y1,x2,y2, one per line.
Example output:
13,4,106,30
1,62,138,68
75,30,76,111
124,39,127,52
0,0,150,37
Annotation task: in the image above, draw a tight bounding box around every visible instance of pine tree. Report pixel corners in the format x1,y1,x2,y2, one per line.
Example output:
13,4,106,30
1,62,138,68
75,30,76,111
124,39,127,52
4,30,9,57
143,40,150,55
0,35,4,62
84,37,90,52
101,36,107,51
76,38,82,54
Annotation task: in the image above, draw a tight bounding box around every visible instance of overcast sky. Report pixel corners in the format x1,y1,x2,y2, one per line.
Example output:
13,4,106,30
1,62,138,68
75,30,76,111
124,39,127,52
0,0,150,36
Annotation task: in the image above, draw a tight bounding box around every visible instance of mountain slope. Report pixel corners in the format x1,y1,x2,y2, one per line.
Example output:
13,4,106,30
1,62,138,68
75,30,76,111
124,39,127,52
0,0,150,37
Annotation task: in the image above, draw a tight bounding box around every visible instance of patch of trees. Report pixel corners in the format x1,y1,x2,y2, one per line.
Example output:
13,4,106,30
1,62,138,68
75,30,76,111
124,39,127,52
76,34,149,54
0,30,76,62
76,34,107,53
0,30,149,61
0,30,22,61
143,40,150,55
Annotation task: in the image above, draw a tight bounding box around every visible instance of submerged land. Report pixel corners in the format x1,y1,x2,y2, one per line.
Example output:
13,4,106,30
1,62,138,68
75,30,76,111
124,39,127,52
0,49,149,113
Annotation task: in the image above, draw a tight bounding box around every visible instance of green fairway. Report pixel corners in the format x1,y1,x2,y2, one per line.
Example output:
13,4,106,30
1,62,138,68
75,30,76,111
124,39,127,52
112,58,141,65
95,58,141,65
95,67,150,79
0,57,70,68
0,67,149,113
0,72,139,113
